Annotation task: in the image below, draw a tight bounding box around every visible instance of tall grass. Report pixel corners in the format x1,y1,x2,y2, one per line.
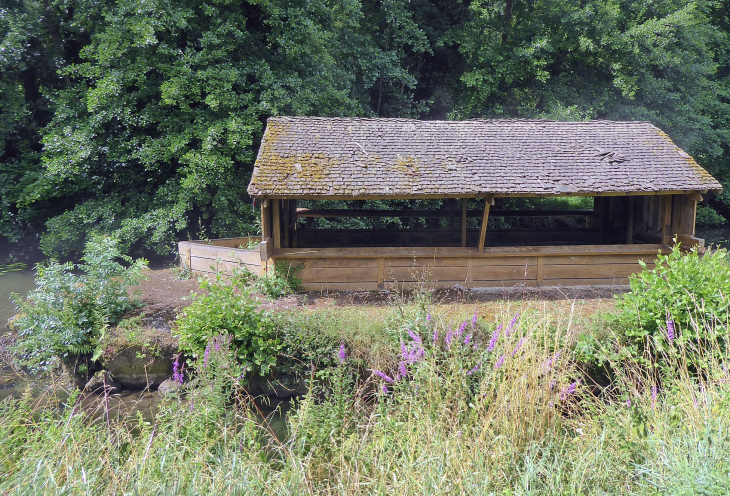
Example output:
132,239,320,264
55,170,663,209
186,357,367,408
2,302,730,494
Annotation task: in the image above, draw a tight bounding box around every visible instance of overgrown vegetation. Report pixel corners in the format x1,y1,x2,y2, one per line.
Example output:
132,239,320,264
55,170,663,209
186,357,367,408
10,237,147,371
175,275,281,376
3,292,730,493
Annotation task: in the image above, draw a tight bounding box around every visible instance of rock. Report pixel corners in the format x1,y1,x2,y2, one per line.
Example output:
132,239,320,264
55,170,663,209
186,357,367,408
99,325,179,390
84,370,122,394
157,377,181,396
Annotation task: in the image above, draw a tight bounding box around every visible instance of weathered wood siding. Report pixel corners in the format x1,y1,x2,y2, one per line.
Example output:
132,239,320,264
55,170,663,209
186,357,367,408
273,245,664,291
178,237,265,277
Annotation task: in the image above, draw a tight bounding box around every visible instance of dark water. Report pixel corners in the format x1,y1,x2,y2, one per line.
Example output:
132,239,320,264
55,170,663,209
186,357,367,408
0,371,292,441
0,269,36,327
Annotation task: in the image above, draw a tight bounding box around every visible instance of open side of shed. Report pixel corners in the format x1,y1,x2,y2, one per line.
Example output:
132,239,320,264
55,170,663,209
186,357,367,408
181,117,723,290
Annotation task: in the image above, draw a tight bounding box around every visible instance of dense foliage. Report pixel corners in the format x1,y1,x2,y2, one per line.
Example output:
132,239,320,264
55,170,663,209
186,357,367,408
2,0,730,257
175,275,281,375
10,236,147,371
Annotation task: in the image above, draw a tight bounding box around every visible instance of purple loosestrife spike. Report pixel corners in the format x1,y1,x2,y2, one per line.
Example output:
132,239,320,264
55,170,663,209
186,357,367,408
203,345,210,369
445,329,453,348
399,361,408,378
472,311,478,327
511,337,526,357
464,334,472,346
432,328,438,345
456,321,467,338
173,356,184,385
667,319,675,342
408,329,422,344
545,350,562,370
506,313,519,337
339,342,347,364
494,355,506,370
487,325,501,352
466,363,480,376
426,313,432,324
401,341,408,360
373,370,395,383
382,385,389,394
626,398,631,407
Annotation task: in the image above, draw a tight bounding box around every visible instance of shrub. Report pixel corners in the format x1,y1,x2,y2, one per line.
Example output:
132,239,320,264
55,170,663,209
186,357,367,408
11,237,147,371
175,275,281,375
252,262,303,299
613,243,730,357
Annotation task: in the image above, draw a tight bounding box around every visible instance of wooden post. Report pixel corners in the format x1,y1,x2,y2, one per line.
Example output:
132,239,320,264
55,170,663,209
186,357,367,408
478,195,493,252
461,199,468,247
466,258,473,288
261,199,270,239
272,199,281,249
536,256,544,286
282,200,291,248
378,258,385,289
626,196,635,244
661,195,673,246
291,199,298,248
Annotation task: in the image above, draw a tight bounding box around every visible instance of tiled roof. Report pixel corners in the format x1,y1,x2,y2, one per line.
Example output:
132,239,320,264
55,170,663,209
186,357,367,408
247,117,722,198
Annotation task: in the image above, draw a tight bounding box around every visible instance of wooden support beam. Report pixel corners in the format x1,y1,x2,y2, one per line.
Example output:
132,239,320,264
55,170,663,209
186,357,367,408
290,199,298,248
272,200,281,249
661,195,673,245
295,208,592,219
282,200,291,248
461,199,468,247
537,256,544,286
261,199,271,239
626,196,635,244
478,195,494,252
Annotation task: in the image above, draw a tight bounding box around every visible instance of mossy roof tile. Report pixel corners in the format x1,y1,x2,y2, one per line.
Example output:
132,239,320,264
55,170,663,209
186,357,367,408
247,117,722,198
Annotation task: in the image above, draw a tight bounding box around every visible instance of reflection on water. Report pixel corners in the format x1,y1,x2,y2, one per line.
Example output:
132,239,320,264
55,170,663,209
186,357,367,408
0,270,36,326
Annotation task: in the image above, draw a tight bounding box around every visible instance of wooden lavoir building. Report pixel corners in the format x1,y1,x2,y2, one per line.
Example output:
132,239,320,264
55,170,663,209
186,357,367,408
180,117,722,291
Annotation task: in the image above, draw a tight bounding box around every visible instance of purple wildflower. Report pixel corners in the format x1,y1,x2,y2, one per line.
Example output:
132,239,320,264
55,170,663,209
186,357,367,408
408,345,425,363
382,385,389,394
426,313,432,324
401,340,408,360
432,328,438,345
487,325,501,352
338,342,347,364
373,370,395,383
203,344,210,369
511,337,526,357
464,333,472,346
550,380,557,390
398,361,408,378
471,311,478,327
651,384,658,406
545,350,562,370
173,355,184,385
626,398,631,407
494,354,506,370
466,363,480,375
214,338,221,352
506,313,519,337
559,380,580,401
445,329,453,348
408,329,422,344
455,321,467,339
667,319,675,342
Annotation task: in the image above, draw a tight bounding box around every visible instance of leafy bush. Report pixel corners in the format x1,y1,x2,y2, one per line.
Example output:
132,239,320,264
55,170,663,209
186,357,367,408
175,275,281,375
252,262,304,299
614,244,730,355
11,237,147,371
696,205,727,226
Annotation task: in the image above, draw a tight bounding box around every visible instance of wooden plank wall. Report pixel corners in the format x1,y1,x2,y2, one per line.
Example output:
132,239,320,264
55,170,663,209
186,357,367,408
178,240,265,277
274,247,662,291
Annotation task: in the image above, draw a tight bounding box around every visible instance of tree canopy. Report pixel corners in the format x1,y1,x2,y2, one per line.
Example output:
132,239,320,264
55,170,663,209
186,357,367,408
2,0,729,257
